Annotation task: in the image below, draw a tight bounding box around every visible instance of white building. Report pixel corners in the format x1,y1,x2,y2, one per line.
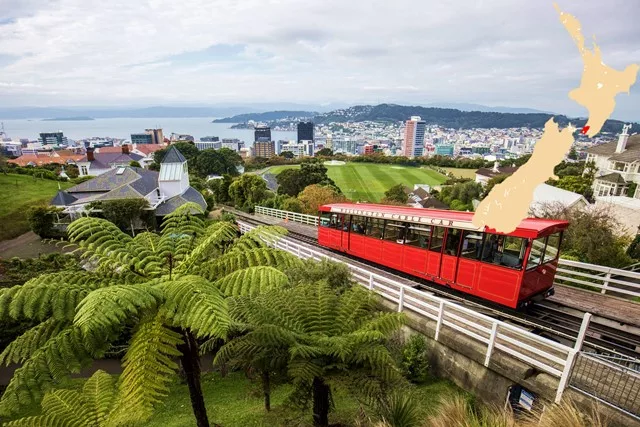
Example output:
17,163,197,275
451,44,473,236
402,116,426,158
585,124,640,199
195,141,222,151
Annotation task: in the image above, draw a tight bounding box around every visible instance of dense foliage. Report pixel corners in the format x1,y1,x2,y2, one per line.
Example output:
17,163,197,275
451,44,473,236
436,181,483,211
276,160,338,197
381,184,409,205
27,206,65,238
88,199,152,236
297,184,346,215
152,143,242,179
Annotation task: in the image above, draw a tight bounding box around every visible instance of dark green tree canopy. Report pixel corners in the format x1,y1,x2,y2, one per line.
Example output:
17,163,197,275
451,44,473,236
382,184,409,204
276,160,337,197
193,148,242,178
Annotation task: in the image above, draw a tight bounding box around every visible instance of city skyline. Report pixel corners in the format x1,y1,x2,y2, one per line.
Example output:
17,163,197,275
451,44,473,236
0,1,638,121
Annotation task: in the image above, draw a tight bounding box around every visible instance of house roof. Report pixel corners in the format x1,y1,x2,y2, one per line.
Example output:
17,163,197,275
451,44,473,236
8,153,84,167
531,183,588,208
419,198,450,210
66,167,159,193
78,152,143,167
134,144,165,155
51,190,78,206
413,187,430,200
585,134,640,163
595,172,627,184
154,187,207,215
475,166,519,179
161,146,187,163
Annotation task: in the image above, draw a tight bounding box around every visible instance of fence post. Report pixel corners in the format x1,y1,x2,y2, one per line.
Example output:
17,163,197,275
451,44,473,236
435,301,445,341
296,245,301,258
574,312,592,352
484,322,499,367
368,274,374,290
555,349,578,403
398,286,405,312
601,272,611,294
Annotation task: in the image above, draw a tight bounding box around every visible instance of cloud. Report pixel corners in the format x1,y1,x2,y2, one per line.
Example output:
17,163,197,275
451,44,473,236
0,0,638,120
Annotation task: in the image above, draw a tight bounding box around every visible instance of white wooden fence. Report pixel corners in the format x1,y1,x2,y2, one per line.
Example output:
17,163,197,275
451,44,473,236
238,220,590,403
253,205,640,299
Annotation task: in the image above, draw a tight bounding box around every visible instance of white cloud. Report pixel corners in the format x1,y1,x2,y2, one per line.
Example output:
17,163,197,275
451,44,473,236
0,0,638,119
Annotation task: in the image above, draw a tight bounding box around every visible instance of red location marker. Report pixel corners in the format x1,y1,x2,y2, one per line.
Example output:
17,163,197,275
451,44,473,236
581,125,590,135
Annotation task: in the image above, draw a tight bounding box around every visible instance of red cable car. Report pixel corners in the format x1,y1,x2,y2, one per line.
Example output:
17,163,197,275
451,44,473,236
317,203,569,309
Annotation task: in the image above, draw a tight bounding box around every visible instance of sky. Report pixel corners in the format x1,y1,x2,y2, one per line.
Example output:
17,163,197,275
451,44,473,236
0,0,639,120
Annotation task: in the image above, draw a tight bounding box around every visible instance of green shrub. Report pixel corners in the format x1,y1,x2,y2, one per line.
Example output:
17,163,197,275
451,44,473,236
27,205,65,238
401,335,430,384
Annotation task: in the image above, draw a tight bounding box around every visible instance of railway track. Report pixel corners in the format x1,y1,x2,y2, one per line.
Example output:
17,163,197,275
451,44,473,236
234,212,640,361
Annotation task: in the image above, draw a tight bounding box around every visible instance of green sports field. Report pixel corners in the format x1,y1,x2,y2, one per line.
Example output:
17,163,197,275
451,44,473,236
265,163,447,202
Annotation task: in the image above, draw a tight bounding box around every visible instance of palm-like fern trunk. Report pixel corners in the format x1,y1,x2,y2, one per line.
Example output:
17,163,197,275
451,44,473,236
261,370,271,411
312,377,330,427
179,330,210,427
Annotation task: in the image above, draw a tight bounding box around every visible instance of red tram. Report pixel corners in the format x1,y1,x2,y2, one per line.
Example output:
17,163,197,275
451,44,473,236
317,203,569,309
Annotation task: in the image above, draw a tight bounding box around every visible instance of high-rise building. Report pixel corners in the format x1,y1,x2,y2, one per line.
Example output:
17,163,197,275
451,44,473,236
39,132,68,145
254,141,275,158
297,122,314,143
402,116,426,158
275,140,287,155
254,126,271,141
145,128,164,145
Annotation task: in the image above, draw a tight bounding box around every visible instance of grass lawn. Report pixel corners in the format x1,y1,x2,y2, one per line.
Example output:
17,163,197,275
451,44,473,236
6,371,465,426
0,174,72,242
265,163,447,202
441,167,478,179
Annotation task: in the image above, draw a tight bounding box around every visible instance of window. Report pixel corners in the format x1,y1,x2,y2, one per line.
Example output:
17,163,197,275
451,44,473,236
429,227,445,252
460,231,483,260
479,233,526,269
320,212,341,229
319,212,332,227
405,225,431,249
81,165,88,175
384,221,406,243
444,228,462,256
527,237,547,269
542,233,561,263
342,215,351,232
351,216,366,234
365,218,383,239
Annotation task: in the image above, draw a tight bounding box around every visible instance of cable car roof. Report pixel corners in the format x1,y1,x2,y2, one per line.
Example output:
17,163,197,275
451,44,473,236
319,203,569,238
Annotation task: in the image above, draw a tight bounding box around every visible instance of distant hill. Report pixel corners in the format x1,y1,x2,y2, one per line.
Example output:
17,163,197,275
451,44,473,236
425,102,552,114
312,104,638,134
212,110,317,123
42,116,94,121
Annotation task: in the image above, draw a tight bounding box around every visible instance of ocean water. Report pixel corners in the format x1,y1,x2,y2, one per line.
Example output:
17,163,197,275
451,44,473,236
0,117,296,144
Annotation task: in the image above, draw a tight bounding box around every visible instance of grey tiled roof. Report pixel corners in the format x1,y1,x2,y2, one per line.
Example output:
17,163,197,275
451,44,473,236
96,184,145,201
67,167,158,193
586,135,640,163
595,172,627,184
79,152,144,165
161,146,187,164
155,187,206,216
51,190,77,206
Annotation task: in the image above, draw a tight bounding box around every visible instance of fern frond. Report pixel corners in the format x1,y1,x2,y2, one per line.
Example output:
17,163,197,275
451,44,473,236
227,225,288,253
177,221,237,274
162,276,230,339
82,370,116,426
74,284,164,336
115,313,183,422
0,326,106,416
0,319,68,366
0,272,110,322
199,247,302,281
160,202,205,240
40,389,93,426
214,266,289,297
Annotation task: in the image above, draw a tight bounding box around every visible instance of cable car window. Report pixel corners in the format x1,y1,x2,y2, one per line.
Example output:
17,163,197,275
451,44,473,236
325,213,341,229
429,227,445,252
365,218,383,239
444,228,462,256
405,225,431,249
351,216,366,234
542,233,561,264
319,212,332,227
342,215,351,232
384,221,406,243
460,231,483,260
527,237,547,269
480,234,526,269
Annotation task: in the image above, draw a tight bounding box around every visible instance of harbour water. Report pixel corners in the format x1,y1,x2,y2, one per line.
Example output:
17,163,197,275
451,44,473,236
0,117,296,144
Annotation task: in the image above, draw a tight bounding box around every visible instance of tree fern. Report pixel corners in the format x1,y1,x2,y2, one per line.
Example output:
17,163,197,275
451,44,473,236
177,221,238,274
226,225,288,254
199,247,302,281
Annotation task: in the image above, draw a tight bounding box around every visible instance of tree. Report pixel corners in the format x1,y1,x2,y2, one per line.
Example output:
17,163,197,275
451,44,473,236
129,160,142,168
276,168,305,196
228,174,268,211
280,151,295,159
534,203,633,267
153,142,200,166
316,148,333,157
437,181,483,211
0,204,299,426
193,148,242,178
297,184,346,215
381,184,408,205
215,283,404,427
276,160,337,197
90,199,150,236
567,146,578,160
208,174,234,205
27,205,63,238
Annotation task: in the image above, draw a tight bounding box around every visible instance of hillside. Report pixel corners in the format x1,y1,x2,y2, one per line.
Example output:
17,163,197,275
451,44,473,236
212,110,317,123
313,104,639,133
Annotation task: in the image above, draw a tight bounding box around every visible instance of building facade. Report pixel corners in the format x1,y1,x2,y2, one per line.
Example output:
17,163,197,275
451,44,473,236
434,144,454,157
254,141,276,158
38,132,68,146
195,141,222,151
254,126,271,141
402,116,426,158
131,133,153,145
146,128,164,145
297,121,314,142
